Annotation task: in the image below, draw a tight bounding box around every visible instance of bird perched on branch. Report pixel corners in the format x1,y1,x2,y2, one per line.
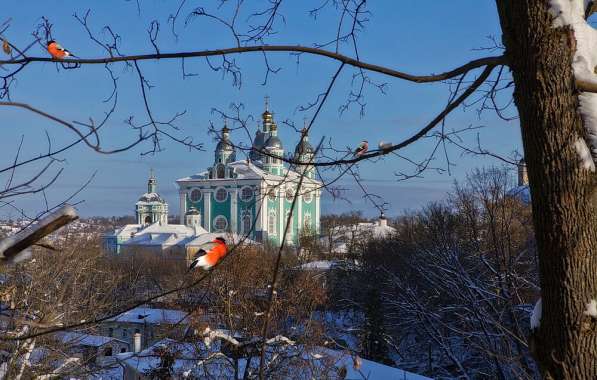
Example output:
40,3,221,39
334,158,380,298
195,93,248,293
47,40,76,59
378,141,392,151
2,39,11,55
189,237,228,271
354,140,368,157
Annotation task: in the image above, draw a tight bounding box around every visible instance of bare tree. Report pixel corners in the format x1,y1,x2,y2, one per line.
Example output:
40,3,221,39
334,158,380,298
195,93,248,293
0,1,594,377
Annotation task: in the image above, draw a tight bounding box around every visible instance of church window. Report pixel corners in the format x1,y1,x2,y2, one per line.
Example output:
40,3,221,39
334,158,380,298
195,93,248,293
215,187,228,202
214,215,228,232
216,164,226,179
144,216,152,224
104,347,113,357
304,214,312,229
303,190,313,204
190,189,202,202
268,211,276,235
242,212,252,234
240,186,254,201
285,187,295,201
268,187,276,201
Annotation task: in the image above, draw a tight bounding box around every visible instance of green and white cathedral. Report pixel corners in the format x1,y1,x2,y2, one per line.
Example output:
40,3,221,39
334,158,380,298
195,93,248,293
176,103,321,246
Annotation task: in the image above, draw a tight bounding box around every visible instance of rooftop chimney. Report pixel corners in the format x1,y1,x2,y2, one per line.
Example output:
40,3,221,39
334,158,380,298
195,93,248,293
378,212,388,227
133,333,142,353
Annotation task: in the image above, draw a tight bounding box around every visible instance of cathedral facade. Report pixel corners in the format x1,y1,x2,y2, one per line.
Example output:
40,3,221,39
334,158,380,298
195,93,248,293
176,104,321,246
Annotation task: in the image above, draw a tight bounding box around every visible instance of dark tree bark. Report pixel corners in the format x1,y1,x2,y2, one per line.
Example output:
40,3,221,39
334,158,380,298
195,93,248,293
496,1,597,378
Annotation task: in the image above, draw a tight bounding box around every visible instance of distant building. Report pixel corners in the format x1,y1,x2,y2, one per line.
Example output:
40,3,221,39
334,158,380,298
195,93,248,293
508,158,531,204
99,306,189,350
102,99,321,252
136,169,168,225
56,331,130,365
322,213,396,254
101,174,255,258
177,100,322,246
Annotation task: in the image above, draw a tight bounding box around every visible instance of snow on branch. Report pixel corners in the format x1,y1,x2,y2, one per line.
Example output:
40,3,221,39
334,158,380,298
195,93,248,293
550,0,597,170
0,205,78,263
584,299,597,318
530,298,542,330
265,335,295,346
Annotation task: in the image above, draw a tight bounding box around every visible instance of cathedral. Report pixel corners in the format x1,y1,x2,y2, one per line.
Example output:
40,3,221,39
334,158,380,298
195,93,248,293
176,101,322,246
102,100,321,253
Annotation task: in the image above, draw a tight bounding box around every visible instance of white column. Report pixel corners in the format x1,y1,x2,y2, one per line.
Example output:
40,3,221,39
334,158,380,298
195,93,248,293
179,191,186,225
255,185,263,232
315,190,320,234
203,190,211,232
298,189,303,233
261,183,268,234
278,187,284,239
230,189,238,233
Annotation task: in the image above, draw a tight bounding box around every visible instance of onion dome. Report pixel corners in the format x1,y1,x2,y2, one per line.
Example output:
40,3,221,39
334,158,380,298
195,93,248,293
295,128,314,155
264,135,283,150
215,125,234,152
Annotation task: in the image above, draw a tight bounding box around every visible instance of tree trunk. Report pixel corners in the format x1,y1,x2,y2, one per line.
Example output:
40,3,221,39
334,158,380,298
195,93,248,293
495,1,597,378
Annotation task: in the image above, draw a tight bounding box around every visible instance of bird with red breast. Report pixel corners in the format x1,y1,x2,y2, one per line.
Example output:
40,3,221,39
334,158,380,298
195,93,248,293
354,140,369,157
189,237,228,271
47,40,76,59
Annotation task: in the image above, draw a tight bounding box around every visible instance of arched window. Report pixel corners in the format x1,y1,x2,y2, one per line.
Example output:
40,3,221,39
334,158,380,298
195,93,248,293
104,347,113,357
242,213,252,234
268,187,276,201
303,190,313,204
268,211,276,235
214,215,228,232
216,164,226,178
122,329,127,338
240,186,254,201
215,187,228,202
144,216,152,224
304,214,312,229
190,189,202,202
120,347,127,353
285,187,294,201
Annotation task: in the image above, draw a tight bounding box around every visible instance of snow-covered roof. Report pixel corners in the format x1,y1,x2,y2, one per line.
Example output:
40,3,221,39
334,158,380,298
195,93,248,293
120,222,207,247
311,347,432,380
107,307,189,325
297,260,337,271
122,338,217,376
109,224,143,238
185,232,257,247
57,331,125,347
136,192,166,204
120,337,431,379
330,220,396,239
323,217,396,253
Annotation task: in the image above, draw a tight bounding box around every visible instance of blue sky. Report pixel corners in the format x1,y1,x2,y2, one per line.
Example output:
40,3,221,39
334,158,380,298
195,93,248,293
1,1,521,219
